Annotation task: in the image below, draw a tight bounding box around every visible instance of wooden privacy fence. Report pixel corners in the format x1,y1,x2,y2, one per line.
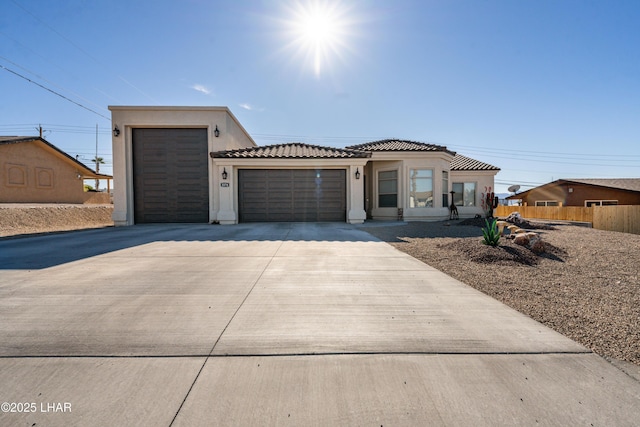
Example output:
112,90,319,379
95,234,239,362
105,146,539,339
495,205,640,235
592,205,640,235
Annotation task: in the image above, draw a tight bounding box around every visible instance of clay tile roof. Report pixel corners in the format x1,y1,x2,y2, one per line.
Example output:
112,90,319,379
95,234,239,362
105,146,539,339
346,139,455,155
450,154,500,171
211,142,371,159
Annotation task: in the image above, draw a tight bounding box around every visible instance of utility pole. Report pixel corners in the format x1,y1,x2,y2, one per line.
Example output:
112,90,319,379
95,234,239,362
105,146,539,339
95,124,99,191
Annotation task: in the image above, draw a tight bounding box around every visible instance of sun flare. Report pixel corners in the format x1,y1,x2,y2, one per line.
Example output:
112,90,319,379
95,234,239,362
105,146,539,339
284,1,353,77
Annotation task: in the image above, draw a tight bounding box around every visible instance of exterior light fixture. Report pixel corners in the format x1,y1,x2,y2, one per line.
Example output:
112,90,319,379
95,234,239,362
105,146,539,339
222,167,228,180
214,125,220,137
113,125,120,137
76,173,82,180
355,168,361,180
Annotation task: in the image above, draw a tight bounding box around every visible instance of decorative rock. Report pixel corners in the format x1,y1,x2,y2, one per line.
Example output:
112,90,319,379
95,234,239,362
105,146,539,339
514,233,530,246
506,212,524,224
507,225,525,235
530,239,546,254
513,230,546,254
496,221,508,235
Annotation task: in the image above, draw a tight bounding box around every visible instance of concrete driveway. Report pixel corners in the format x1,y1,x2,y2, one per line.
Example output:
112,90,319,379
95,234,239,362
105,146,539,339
1,223,639,426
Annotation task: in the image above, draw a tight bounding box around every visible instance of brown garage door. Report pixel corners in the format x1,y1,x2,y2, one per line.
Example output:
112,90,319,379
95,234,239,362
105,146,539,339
239,169,346,222
132,128,209,223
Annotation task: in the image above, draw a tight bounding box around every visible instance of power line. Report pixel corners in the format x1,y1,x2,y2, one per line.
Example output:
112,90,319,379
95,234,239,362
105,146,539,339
0,64,110,120
450,146,640,162
446,143,640,159
252,132,640,160
456,150,640,168
0,123,111,134
0,56,111,115
0,31,121,105
9,0,157,104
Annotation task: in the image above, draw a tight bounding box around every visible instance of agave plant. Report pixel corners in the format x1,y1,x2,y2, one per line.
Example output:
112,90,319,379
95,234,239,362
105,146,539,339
482,218,501,246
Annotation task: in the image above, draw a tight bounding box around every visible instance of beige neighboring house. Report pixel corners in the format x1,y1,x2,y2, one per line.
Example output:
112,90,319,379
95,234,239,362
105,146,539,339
0,136,112,204
110,106,500,225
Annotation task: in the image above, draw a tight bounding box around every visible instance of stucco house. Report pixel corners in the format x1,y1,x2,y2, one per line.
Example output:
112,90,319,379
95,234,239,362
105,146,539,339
507,178,640,207
1,136,112,204
109,106,500,225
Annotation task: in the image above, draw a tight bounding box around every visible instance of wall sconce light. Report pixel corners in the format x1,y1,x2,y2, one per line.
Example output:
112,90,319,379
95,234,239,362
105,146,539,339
214,125,220,138
355,168,361,180
113,125,120,137
76,172,82,180
222,167,228,180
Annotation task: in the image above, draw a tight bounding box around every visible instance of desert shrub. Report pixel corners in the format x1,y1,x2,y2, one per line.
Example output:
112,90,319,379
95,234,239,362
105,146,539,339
482,218,501,246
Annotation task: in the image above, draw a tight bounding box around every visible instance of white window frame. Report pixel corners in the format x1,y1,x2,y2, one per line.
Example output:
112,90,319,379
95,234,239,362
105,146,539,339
585,200,618,207
535,201,560,206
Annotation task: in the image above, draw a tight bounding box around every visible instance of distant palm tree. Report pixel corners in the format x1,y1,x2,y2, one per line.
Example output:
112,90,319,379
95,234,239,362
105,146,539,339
92,156,104,191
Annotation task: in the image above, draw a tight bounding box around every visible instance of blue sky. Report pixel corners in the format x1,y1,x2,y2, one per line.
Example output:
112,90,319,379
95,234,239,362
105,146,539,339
2,0,639,193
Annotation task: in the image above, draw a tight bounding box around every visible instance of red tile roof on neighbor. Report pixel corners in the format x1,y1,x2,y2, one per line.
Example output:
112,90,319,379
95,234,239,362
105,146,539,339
346,139,456,155
210,142,371,159
450,154,501,171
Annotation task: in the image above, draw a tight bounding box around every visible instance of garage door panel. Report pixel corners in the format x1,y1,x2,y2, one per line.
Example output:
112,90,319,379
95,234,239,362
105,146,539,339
322,181,345,190
269,182,294,191
133,128,208,223
242,191,266,199
268,170,292,178
239,169,345,222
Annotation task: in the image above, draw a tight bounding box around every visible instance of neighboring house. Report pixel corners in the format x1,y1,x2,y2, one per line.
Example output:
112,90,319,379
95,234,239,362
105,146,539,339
110,106,500,225
506,178,640,207
0,136,112,204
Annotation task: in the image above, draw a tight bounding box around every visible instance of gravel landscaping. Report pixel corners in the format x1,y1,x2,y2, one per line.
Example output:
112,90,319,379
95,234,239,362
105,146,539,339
0,204,113,238
363,218,640,367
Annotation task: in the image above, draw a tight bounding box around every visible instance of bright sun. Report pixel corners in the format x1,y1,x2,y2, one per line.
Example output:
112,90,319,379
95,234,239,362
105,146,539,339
284,1,352,77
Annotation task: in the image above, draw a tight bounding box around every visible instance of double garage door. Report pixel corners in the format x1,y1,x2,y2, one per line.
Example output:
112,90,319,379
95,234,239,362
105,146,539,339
239,169,346,222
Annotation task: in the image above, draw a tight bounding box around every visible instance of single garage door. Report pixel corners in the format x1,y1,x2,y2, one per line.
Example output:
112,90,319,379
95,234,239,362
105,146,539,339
132,128,209,223
239,169,346,222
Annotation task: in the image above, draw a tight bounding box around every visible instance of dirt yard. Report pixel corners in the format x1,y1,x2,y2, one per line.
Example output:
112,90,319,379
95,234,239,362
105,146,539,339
0,204,114,237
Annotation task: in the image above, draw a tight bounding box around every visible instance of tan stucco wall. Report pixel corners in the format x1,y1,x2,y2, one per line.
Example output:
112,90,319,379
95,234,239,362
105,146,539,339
1,141,86,203
82,192,111,204
449,170,497,217
109,106,256,226
366,152,459,221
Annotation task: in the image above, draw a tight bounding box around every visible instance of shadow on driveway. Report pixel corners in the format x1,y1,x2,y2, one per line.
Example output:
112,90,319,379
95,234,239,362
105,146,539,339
0,223,382,269
359,220,484,242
